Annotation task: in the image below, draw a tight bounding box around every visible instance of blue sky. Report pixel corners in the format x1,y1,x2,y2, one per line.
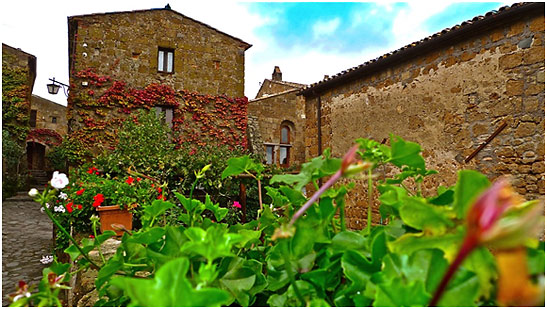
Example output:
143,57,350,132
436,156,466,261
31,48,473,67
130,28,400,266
1,1,512,104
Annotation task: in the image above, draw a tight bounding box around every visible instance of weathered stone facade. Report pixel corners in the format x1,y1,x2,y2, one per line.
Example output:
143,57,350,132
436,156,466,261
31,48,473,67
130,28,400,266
68,7,251,98
66,6,251,156
301,3,545,229
30,95,67,135
248,67,307,166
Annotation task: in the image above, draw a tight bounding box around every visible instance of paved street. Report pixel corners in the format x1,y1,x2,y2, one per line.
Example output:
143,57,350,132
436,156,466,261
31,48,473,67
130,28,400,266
2,192,53,306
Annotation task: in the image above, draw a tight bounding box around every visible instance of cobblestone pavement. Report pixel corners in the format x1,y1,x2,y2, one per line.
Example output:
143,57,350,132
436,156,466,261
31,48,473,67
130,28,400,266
2,192,53,306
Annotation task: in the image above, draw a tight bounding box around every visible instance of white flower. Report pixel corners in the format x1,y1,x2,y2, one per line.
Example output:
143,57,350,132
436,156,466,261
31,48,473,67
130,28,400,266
58,192,68,200
45,203,51,208
50,171,69,190
54,206,65,213
40,207,45,213
40,255,53,264
28,188,39,197
13,292,31,302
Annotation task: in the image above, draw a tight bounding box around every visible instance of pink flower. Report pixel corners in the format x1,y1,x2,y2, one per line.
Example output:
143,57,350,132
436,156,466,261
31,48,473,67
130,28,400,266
233,201,241,209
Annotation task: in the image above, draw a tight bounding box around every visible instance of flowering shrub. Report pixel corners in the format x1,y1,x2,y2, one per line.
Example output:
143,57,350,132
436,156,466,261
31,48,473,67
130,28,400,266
13,136,544,307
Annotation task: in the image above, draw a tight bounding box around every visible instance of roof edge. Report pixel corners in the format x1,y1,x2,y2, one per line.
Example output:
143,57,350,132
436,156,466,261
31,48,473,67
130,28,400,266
68,7,252,49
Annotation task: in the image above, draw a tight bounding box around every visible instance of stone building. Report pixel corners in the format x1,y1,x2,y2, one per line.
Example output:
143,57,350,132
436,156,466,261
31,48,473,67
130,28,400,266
66,5,252,155
299,3,545,228
248,66,307,166
26,95,67,172
68,5,251,97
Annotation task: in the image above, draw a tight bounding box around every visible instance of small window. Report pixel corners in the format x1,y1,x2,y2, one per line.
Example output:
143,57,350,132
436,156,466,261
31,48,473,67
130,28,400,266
30,110,37,127
279,146,289,167
154,106,174,128
158,48,174,73
265,145,274,165
281,126,290,144
51,116,57,124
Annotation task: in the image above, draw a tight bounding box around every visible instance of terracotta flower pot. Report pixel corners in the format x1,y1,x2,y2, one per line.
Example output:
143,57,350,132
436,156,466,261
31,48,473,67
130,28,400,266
97,205,132,236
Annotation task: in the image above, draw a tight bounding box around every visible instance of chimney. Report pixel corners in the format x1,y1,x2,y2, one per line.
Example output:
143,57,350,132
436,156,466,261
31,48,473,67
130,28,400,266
272,66,282,81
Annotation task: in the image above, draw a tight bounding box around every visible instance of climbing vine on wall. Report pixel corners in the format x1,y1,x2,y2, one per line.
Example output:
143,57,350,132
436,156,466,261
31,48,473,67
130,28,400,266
2,53,31,144
27,128,63,147
67,68,248,157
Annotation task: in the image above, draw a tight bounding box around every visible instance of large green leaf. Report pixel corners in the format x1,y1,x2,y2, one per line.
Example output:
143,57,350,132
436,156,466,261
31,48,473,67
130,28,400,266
373,277,430,306
218,257,266,306
387,134,426,170
399,196,455,235
381,249,447,294
204,194,228,221
389,229,465,261
111,258,231,306
437,269,480,306
462,247,497,299
527,242,545,275
221,155,261,179
453,170,490,219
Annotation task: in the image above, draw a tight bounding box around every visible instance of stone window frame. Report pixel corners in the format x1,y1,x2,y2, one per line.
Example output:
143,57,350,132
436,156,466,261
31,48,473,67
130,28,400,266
51,116,57,124
157,47,175,73
154,106,174,128
279,125,291,167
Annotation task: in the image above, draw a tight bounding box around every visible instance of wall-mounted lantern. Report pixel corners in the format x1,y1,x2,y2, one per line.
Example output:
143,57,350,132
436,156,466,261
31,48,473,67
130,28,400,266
47,77,70,97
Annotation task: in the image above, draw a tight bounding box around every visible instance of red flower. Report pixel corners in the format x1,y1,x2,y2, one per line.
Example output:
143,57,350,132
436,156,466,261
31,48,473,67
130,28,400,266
157,187,162,193
157,194,166,201
93,194,104,208
126,176,134,185
87,167,99,174
66,203,73,213
66,202,74,208
233,201,242,209
137,177,142,182
76,188,85,196
77,204,82,210
89,235,95,239
95,172,100,175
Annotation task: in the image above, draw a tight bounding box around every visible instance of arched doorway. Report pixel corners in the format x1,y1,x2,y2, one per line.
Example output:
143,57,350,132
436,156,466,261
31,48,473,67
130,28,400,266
26,141,46,170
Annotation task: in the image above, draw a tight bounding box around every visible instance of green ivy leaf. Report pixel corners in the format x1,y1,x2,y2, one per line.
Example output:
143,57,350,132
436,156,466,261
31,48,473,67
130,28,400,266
453,170,490,219
110,257,231,306
389,229,465,261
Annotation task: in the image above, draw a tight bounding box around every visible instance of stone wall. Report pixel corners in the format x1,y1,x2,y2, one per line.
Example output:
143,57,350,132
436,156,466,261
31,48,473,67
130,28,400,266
248,90,306,166
31,95,67,135
68,8,250,98
303,10,545,229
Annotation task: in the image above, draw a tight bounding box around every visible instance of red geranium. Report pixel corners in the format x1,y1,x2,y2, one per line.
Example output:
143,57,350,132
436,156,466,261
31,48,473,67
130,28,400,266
93,194,105,208
126,176,134,185
76,188,85,196
66,203,73,213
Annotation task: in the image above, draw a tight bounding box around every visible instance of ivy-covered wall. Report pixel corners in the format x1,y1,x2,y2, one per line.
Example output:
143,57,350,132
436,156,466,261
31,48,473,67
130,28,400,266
2,43,37,197
2,44,36,145
67,68,248,157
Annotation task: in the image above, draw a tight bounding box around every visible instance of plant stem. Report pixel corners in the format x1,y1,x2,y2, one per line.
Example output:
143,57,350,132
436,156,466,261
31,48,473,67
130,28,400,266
43,207,100,269
289,170,342,226
188,177,199,227
367,168,373,234
92,221,106,264
429,234,477,306
283,247,306,306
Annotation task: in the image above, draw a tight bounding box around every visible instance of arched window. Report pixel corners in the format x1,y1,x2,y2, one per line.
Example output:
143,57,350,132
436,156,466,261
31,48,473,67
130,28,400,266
279,125,291,167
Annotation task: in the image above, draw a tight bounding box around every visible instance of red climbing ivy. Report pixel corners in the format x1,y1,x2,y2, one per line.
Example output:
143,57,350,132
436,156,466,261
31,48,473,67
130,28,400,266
67,68,248,156
27,128,63,147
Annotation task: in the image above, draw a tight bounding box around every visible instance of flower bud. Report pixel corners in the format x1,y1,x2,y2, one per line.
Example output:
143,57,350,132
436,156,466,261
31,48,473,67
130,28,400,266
28,188,39,197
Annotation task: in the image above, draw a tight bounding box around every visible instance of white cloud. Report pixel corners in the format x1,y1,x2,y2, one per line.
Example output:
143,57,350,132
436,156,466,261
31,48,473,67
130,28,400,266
312,18,341,39
390,2,454,48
